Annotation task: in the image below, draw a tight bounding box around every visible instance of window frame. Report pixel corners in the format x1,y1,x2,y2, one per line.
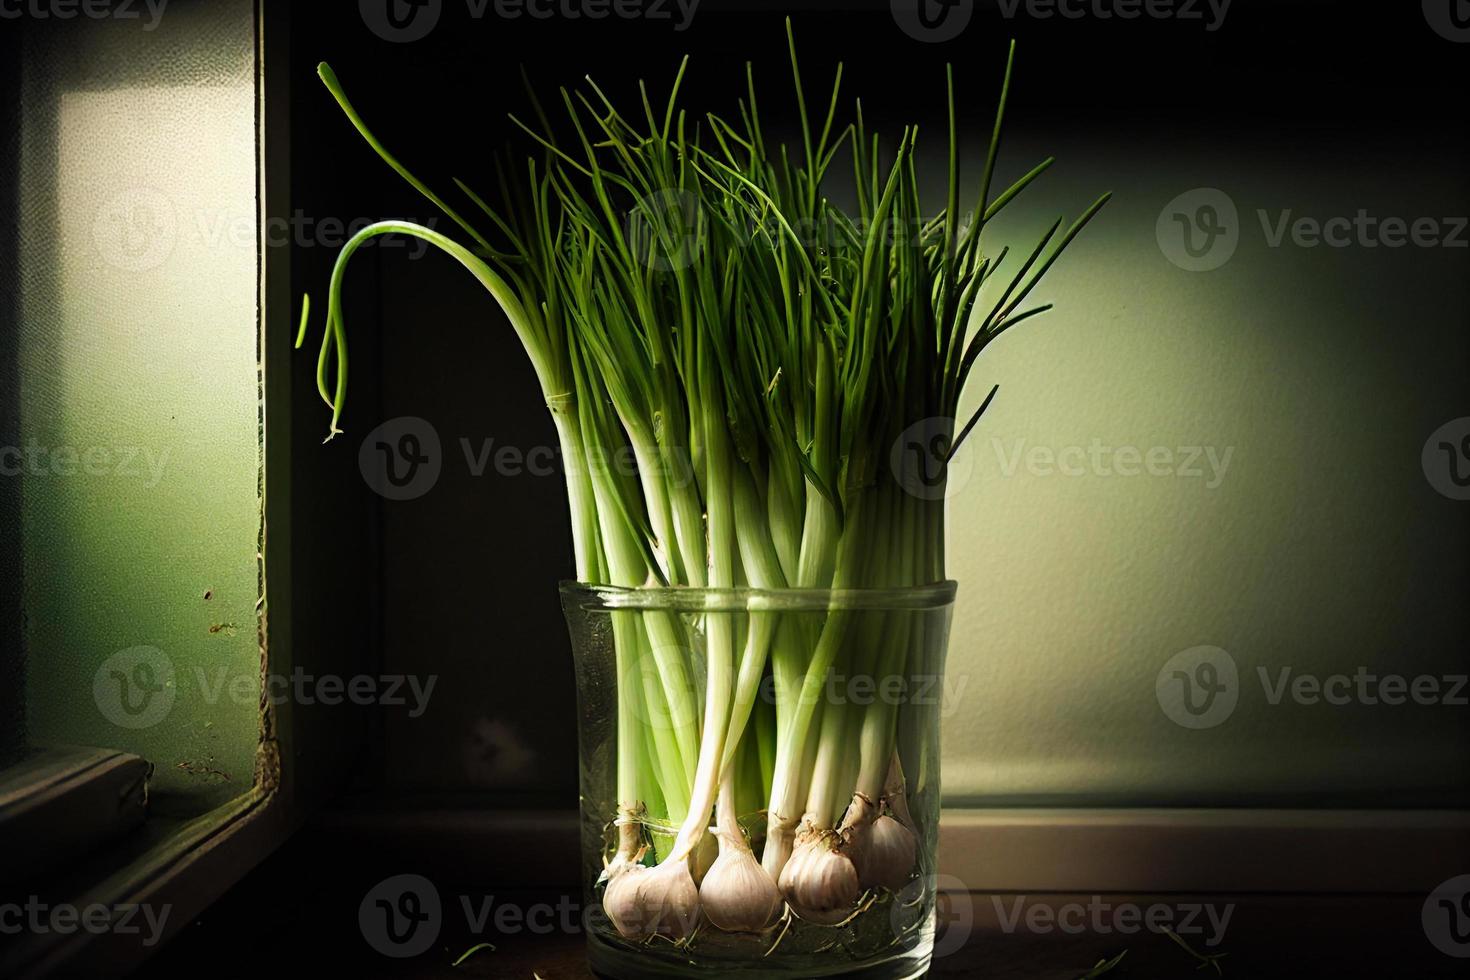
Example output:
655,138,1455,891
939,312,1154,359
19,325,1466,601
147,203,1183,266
0,4,309,974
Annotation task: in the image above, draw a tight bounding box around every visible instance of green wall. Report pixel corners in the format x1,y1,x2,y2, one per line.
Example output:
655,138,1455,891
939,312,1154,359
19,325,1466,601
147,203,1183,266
942,134,1470,806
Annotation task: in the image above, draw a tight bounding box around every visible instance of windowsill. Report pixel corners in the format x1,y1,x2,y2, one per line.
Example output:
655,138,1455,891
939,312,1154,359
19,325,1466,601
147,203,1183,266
0,784,286,978
311,796,1470,893
145,859,1468,977
0,745,150,887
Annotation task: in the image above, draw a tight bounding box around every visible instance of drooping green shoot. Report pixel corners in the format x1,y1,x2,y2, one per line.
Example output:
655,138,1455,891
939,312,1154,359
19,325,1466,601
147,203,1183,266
300,20,1107,941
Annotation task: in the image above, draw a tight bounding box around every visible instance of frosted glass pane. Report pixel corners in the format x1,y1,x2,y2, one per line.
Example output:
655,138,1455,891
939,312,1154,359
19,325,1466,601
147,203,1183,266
11,1,260,811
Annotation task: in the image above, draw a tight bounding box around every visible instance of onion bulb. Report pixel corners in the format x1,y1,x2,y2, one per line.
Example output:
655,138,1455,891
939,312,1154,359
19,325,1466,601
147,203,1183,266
700,775,781,932
778,820,859,925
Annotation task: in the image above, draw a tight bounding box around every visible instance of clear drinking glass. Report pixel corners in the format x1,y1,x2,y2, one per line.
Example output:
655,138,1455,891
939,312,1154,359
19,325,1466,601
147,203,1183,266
560,582,957,979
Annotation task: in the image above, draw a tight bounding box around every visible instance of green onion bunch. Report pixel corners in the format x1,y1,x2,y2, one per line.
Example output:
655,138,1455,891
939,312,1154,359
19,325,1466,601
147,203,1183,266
300,21,1106,940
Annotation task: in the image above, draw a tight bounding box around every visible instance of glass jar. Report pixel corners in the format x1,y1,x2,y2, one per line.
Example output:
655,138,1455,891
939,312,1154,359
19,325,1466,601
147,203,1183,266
560,582,957,979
